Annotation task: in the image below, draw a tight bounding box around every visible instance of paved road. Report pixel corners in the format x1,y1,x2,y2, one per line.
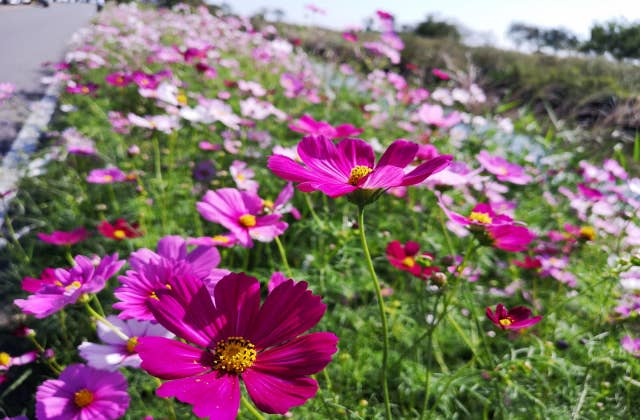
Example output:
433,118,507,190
0,3,95,154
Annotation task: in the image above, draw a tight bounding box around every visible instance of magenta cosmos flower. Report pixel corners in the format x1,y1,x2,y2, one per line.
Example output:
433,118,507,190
486,303,542,331
268,135,452,201
14,254,124,319
86,168,127,184
136,272,338,419
477,150,532,185
37,227,89,246
196,188,288,248
36,364,129,420
386,240,438,279
114,235,228,320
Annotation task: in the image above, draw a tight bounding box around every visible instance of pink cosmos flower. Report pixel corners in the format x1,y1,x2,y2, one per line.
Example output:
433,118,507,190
132,71,159,90
288,114,364,140
86,168,127,184
432,68,451,80
416,103,461,128
280,73,305,98
61,127,96,155
66,83,99,95
268,136,452,201
477,150,532,185
0,350,41,373
21,268,57,293
0,82,16,103
486,303,542,331
37,227,89,246
78,315,172,371
36,364,129,420
104,72,132,87
263,182,301,220
187,233,238,248
14,254,124,319
197,188,288,248
98,219,142,240
487,224,536,252
230,160,259,193
621,336,640,357
136,272,339,419
114,235,228,320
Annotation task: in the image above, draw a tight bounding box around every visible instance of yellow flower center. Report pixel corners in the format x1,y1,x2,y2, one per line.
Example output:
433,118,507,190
149,291,159,300
401,257,415,268
116,76,124,84
113,229,126,239
126,336,138,353
262,199,274,210
177,93,188,105
0,352,11,366
348,165,373,186
236,173,245,181
103,175,114,182
238,214,256,228
212,235,230,243
579,226,595,241
212,336,257,374
81,86,90,94
499,318,513,327
74,388,94,408
66,281,82,291
497,166,508,175
469,211,493,224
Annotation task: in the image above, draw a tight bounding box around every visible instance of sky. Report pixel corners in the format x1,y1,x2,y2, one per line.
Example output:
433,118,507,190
225,0,640,48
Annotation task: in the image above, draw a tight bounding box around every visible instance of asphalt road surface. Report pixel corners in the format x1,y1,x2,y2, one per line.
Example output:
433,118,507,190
0,3,95,154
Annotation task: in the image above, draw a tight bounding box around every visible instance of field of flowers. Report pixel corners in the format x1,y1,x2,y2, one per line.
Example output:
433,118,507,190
1,3,640,419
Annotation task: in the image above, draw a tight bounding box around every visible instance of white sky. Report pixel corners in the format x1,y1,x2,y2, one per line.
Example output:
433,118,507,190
224,0,640,47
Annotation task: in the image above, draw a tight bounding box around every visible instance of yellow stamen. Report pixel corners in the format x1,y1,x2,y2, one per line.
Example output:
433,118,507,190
238,214,256,228
74,388,94,408
469,211,493,224
126,336,138,354
0,352,11,366
113,230,126,239
348,165,373,186
103,175,114,182
66,281,81,291
212,235,230,243
81,86,90,94
262,199,274,210
149,291,159,300
212,336,257,374
499,318,513,327
497,166,508,175
177,93,188,105
401,257,415,268
579,226,595,241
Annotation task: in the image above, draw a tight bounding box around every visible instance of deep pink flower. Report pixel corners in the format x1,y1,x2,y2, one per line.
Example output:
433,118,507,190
132,71,159,90
114,235,228,320
477,150,532,185
487,224,536,252
288,114,364,139
268,136,452,200
104,72,132,87
196,188,288,248
342,31,358,42
386,240,438,279
22,268,57,293
187,233,238,248
432,68,451,80
439,201,514,228
14,254,124,319
66,83,99,95
486,303,542,331
136,272,338,419
37,227,89,246
36,364,129,420
97,219,142,240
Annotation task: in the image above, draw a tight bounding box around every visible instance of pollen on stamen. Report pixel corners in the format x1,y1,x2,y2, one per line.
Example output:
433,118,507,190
401,257,415,268
238,214,257,228
113,229,127,239
74,388,94,408
499,318,513,327
469,211,493,225
348,165,373,186
212,336,257,375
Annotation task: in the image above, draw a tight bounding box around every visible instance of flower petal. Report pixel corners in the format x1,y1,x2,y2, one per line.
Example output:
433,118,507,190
157,373,240,420
213,273,261,339
376,139,418,168
137,336,211,379
402,155,453,186
243,368,318,414
248,280,326,349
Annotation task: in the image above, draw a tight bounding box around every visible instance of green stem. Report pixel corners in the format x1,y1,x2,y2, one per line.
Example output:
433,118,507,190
357,206,392,420
303,194,323,226
152,136,167,231
273,236,292,277
84,301,128,340
108,184,121,214
241,394,265,420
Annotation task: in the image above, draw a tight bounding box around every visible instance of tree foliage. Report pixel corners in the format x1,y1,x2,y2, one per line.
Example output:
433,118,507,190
413,15,461,41
581,20,640,60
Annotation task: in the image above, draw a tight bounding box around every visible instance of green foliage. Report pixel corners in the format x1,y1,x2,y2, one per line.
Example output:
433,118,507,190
412,15,461,42
582,19,640,60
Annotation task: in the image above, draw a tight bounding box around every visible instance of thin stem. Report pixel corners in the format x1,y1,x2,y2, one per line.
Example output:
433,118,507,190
108,184,121,214
303,193,323,226
154,378,177,420
151,136,167,231
274,236,292,277
357,206,392,420
84,301,128,340
241,394,265,420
